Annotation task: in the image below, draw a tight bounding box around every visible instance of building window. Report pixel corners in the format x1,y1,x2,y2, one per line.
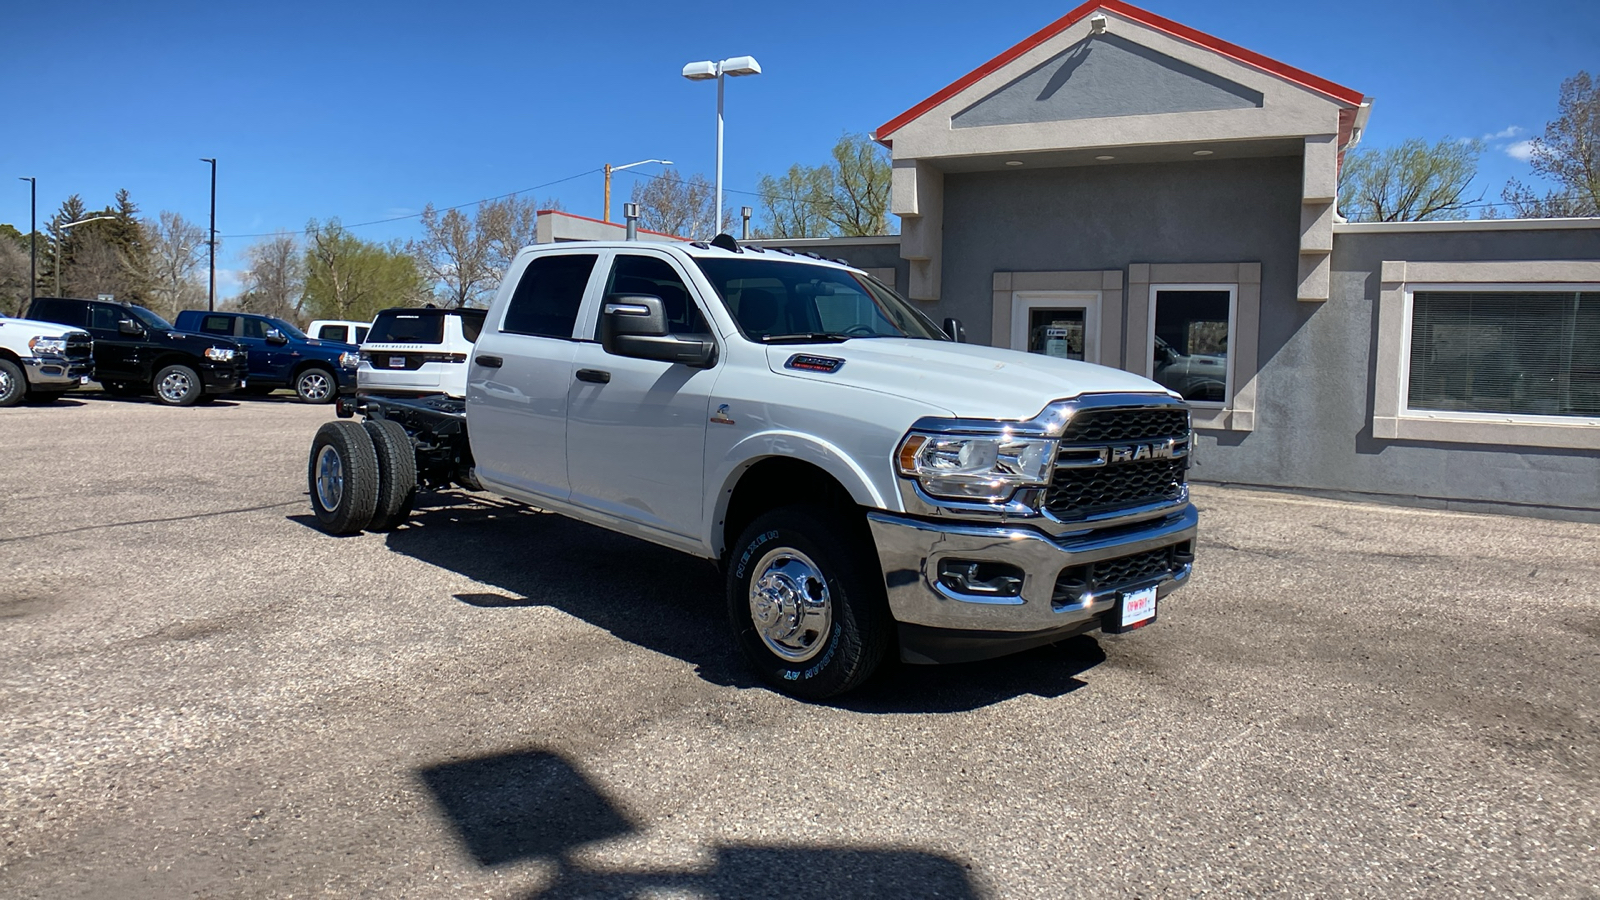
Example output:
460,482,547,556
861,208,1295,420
1406,288,1600,420
1148,284,1236,406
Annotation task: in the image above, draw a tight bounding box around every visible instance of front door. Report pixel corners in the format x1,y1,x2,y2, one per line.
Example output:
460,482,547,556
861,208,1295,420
565,251,721,540
84,302,143,382
1010,291,1100,364
467,250,602,503
236,316,296,384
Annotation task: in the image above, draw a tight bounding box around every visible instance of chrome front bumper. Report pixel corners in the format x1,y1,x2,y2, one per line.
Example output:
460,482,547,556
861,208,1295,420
21,356,94,389
867,504,1197,661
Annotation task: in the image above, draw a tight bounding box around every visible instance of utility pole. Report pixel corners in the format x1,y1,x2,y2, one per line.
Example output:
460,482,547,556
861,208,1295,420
201,158,216,311
17,177,35,313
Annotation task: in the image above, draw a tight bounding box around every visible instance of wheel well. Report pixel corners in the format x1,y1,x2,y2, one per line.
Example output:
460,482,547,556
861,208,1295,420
152,353,200,376
720,457,860,560
293,360,335,378
0,348,21,366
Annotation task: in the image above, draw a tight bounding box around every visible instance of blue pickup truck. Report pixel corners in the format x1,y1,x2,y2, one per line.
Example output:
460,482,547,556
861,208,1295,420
174,311,359,404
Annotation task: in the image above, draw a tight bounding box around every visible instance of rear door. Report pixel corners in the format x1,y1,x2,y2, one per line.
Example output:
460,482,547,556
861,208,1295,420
467,250,602,503
84,303,142,382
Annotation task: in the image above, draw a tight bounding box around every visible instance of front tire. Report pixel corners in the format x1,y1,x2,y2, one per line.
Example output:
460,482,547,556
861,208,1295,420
153,364,202,406
308,421,379,535
726,506,891,700
363,418,417,531
0,360,26,407
295,367,336,404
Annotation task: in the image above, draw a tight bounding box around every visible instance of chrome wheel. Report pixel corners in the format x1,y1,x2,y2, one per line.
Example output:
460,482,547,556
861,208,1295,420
299,370,332,402
315,444,344,511
748,546,833,663
158,370,193,403
0,368,13,397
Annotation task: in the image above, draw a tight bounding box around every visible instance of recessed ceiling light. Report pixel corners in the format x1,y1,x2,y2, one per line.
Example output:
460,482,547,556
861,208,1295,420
1193,150,1214,156
1005,160,1024,166
1095,155,1115,161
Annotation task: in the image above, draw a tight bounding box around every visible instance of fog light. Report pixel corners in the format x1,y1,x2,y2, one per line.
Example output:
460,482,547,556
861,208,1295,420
937,560,1024,597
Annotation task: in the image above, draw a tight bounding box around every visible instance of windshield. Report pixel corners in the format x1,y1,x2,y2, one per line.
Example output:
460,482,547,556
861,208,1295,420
268,317,308,340
693,257,947,343
127,305,173,331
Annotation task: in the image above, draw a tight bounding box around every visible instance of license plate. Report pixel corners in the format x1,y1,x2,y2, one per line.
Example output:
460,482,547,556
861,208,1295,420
79,375,90,384
1118,587,1157,629
240,379,247,387
389,356,406,368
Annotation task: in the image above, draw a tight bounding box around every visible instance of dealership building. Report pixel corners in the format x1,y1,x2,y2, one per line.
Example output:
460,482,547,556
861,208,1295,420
736,0,1599,521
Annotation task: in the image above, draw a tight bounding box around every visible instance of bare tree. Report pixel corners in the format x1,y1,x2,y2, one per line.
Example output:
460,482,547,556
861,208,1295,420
1500,71,1600,217
140,211,207,320
62,232,134,300
0,238,29,316
237,233,306,321
479,194,560,294
630,172,722,239
1338,138,1482,222
410,204,493,308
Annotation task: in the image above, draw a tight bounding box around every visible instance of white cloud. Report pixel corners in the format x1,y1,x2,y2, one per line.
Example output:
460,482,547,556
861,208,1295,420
1506,140,1537,161
1482,125,1524,141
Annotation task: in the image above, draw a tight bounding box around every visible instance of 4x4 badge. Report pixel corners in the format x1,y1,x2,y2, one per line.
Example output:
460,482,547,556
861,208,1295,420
710,404,736,425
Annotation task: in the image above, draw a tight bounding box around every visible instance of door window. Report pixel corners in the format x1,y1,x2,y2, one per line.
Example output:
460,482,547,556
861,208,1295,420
600,255,708,338
240,317,271,340
502,254,599,339
200,315,234,336
88,304,124,332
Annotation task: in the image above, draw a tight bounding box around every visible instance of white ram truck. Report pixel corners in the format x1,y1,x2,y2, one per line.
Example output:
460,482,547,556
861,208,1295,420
305,237,1197,698
0,312,94,407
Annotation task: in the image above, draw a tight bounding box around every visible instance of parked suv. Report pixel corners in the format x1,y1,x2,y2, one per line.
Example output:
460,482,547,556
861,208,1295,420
26,298,246,406
0,311,94,407
358,307,485,399
174,311,358,404
307,319,371,345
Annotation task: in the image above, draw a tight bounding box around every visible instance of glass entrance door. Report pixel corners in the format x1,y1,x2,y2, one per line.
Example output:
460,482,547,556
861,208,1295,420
1010,292,1100,364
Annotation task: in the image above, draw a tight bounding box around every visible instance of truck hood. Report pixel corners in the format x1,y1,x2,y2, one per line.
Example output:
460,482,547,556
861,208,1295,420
765,338,1176,420
0,316,90,338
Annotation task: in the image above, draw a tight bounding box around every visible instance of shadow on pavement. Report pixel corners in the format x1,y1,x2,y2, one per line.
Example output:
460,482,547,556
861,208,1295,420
418,746,981,900
386,493,1106,711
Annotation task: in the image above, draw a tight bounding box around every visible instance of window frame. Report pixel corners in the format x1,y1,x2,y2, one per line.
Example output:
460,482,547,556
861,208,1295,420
1399,282,1600,427
1145,282,1239,411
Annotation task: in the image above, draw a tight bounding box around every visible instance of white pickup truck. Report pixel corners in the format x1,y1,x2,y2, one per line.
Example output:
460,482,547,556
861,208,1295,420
305,237,1197,698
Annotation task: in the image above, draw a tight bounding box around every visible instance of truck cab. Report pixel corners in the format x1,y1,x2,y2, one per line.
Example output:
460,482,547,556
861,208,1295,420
174,311,359,404
307,239,1197,698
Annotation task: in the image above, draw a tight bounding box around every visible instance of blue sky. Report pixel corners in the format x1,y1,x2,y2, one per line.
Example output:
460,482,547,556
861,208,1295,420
3,0,1596,298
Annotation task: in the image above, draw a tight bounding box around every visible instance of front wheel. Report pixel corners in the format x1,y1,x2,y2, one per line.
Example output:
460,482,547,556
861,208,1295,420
726,507,891,700
308,421,379,534
0,359,25,407
153,364,202,406
295,367,336,404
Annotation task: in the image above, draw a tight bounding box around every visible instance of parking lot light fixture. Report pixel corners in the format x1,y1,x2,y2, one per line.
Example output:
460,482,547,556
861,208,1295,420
52,215,119,298
681,55,762,237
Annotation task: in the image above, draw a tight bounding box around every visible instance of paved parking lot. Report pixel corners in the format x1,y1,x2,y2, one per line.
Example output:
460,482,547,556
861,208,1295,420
1,392,1597,898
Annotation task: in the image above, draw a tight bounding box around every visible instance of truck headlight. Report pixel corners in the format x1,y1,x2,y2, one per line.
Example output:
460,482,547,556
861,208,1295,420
339,351,359,369
28,336,67,355
205,347,237,362
895,432,1056,501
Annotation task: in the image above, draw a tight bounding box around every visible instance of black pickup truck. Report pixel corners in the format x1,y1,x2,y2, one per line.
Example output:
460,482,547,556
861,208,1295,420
27,298,248,406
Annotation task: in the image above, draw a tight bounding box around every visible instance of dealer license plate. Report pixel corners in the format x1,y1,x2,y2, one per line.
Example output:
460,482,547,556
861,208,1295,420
389,356,406,368
79,375,90,384
1119,587,1157,629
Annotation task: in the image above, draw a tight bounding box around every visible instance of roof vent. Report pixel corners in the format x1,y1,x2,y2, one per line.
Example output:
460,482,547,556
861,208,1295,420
710,233,742,253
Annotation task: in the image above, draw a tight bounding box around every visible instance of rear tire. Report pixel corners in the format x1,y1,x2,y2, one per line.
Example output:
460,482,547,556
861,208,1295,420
308,421,379,535
725,506,891,700
363,418,417,531
295,367,337,404
153,364,202,406
0,360,26,407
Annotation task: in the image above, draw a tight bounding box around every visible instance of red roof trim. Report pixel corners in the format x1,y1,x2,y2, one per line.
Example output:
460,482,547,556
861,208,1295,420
537,209,688,241
875,0,1363,143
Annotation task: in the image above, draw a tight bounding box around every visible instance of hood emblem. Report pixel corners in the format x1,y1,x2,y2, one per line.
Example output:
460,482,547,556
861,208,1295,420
785,354,844,373
710,404,736,425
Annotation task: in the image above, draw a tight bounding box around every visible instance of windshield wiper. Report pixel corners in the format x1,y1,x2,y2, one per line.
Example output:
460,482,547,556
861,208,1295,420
758,332,852,344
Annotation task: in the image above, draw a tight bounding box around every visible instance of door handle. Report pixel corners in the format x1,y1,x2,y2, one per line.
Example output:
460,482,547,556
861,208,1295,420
475,354,503,368
575,368,611,384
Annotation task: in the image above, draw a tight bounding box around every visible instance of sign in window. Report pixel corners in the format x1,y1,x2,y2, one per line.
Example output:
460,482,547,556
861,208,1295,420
1408,290,1599,419
1150,287,1233,404
1028,308,1086,361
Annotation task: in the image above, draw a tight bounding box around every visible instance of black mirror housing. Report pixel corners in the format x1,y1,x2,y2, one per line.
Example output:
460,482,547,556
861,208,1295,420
265,329,289,345
118,318,143,336
601,293,716,368
942,317,967,343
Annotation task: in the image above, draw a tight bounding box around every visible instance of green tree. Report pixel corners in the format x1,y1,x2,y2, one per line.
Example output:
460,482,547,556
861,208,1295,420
1338,138,1482,222
303,219,427,322
757,165,834,238
755,133,894,238
1500,71,1600,217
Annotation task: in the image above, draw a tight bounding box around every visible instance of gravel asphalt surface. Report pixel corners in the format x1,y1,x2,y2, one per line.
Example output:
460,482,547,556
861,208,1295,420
1,393,1597,898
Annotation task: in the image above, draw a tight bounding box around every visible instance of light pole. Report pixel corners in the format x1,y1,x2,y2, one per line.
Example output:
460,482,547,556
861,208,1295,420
681,55,761,237
603,159,672,223
17,177,34,314
200,158,216,311
52,215,118,298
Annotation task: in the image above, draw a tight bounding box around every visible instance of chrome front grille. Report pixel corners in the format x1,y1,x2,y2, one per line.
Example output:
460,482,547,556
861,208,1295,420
1045,405,1191,521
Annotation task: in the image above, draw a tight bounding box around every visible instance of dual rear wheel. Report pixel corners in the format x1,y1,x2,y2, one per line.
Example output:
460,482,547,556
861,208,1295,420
308,419,416,534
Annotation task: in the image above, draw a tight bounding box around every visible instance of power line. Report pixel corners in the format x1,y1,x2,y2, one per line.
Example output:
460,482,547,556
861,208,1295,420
217,167,604,239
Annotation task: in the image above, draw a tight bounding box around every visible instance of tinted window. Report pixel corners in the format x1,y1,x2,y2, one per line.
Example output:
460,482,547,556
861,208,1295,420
28,299,84,327
199,315,233,336
125,306,173,330
240,317,271,340
601,255,708,338
317,325,345,341
88,304,125,332
458,310,486,343
1151,289,1232,405
503,254,598,339
368,311,445,344
355,326,369,343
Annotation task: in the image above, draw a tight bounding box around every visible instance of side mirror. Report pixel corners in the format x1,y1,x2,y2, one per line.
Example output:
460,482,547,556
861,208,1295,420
265,328,289,345
601,293,716,368
942,317,966,343
118,318,144,336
